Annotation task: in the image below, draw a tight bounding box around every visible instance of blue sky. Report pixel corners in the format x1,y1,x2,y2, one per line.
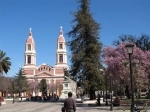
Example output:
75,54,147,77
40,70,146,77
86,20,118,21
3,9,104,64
0,0,150,77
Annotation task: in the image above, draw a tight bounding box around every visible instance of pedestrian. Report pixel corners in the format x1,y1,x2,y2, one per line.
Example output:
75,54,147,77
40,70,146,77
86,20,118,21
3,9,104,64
27,94,31,101
97,94,101,106
64,92,76,112
56,95,59,101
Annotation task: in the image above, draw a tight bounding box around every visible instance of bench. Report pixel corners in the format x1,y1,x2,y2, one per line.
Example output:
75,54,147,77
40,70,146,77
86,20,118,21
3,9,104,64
120,100,146,106
135,100,146,110
120,100,131,106
122,100,147,109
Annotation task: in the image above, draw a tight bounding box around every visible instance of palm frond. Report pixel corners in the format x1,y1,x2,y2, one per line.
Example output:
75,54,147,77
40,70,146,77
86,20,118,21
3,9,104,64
0,50,11,74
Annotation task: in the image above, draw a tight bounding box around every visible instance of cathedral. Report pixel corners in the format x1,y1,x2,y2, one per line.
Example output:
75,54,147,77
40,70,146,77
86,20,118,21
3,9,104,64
22,27,69,96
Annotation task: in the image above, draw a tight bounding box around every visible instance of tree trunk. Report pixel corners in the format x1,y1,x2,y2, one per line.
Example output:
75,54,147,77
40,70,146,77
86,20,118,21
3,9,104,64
89,87,96,100
19,91,22,101
139,88,141,98
125,85,130,99
120,83,122,99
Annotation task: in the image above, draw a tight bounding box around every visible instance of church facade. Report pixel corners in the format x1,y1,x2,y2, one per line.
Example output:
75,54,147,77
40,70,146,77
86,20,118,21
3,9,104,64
22,27,68,96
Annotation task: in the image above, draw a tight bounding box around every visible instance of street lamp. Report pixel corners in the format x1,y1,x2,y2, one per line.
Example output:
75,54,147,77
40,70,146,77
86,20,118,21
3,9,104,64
110,74,113,111
100,69,105,102
125,43,134,112
12,81,15,103
105,74,108,106
46,80,50,96
33,75,37,96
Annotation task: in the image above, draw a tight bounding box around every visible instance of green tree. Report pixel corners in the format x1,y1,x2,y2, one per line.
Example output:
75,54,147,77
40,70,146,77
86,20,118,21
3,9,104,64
39,79,47,96
0,50,11,75
136,34,150,51
67,0,103,100
113,34,150,51
14,69,29,100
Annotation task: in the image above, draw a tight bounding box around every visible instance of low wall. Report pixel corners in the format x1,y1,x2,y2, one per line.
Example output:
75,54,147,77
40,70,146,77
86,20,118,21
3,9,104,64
4,97,26,101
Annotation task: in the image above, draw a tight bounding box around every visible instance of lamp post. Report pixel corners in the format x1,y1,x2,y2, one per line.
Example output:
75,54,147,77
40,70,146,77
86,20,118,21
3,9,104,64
47,79,51,97
125,43,134,112
33,75,37,96
12,81,15,103
110,74,113,111
105,75,108,106
100,69,105,102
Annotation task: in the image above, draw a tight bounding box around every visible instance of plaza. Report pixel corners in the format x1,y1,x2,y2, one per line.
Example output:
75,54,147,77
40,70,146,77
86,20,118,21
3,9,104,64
0,101,130,112
0,1,150,112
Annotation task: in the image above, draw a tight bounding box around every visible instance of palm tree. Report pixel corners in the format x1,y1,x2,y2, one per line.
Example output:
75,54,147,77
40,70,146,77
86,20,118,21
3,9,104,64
0,50,11,76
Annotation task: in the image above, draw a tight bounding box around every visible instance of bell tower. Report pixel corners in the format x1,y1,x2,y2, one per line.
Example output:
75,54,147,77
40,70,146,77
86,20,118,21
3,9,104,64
55,26,68,68
24,28,36,67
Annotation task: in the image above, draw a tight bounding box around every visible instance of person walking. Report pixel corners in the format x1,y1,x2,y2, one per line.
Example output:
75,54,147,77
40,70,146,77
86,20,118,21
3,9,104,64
97,94,101,106
64,92,76,112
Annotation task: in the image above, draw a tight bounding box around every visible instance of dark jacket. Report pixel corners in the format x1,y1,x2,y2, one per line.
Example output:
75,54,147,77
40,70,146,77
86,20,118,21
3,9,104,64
64,97,76,111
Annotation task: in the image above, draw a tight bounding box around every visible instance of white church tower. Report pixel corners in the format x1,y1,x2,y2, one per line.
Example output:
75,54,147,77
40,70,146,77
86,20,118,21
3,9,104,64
22,28,36,77
55,26,68,68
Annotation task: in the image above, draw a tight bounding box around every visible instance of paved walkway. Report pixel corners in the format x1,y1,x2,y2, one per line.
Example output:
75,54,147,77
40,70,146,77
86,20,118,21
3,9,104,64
0,101,149,112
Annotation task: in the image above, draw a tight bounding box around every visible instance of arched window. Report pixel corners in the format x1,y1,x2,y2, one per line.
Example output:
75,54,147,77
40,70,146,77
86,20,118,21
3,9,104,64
28,44,31,50
59,55,63,63
59,44,63,49
27,55,31,64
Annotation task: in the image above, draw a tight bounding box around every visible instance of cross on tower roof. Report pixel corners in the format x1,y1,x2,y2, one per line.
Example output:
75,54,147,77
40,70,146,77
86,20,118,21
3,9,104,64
29,27,32,32
60,26,63,31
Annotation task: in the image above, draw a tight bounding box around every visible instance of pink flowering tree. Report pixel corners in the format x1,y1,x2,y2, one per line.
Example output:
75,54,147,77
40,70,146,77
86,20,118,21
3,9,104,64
28,79,39,96
47,82,62,96
144,51,150,88
47,83,56,94
102,42,149,98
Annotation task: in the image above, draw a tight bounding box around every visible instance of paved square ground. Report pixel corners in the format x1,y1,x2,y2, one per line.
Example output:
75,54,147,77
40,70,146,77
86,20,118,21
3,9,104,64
0,101,149,112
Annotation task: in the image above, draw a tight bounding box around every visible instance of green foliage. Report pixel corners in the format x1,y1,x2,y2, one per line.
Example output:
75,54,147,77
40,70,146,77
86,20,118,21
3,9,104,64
0,50,11,75
136,34,150,51
67,0,103,95
14,69,29,93
39,79,47,96
113,34,150,51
